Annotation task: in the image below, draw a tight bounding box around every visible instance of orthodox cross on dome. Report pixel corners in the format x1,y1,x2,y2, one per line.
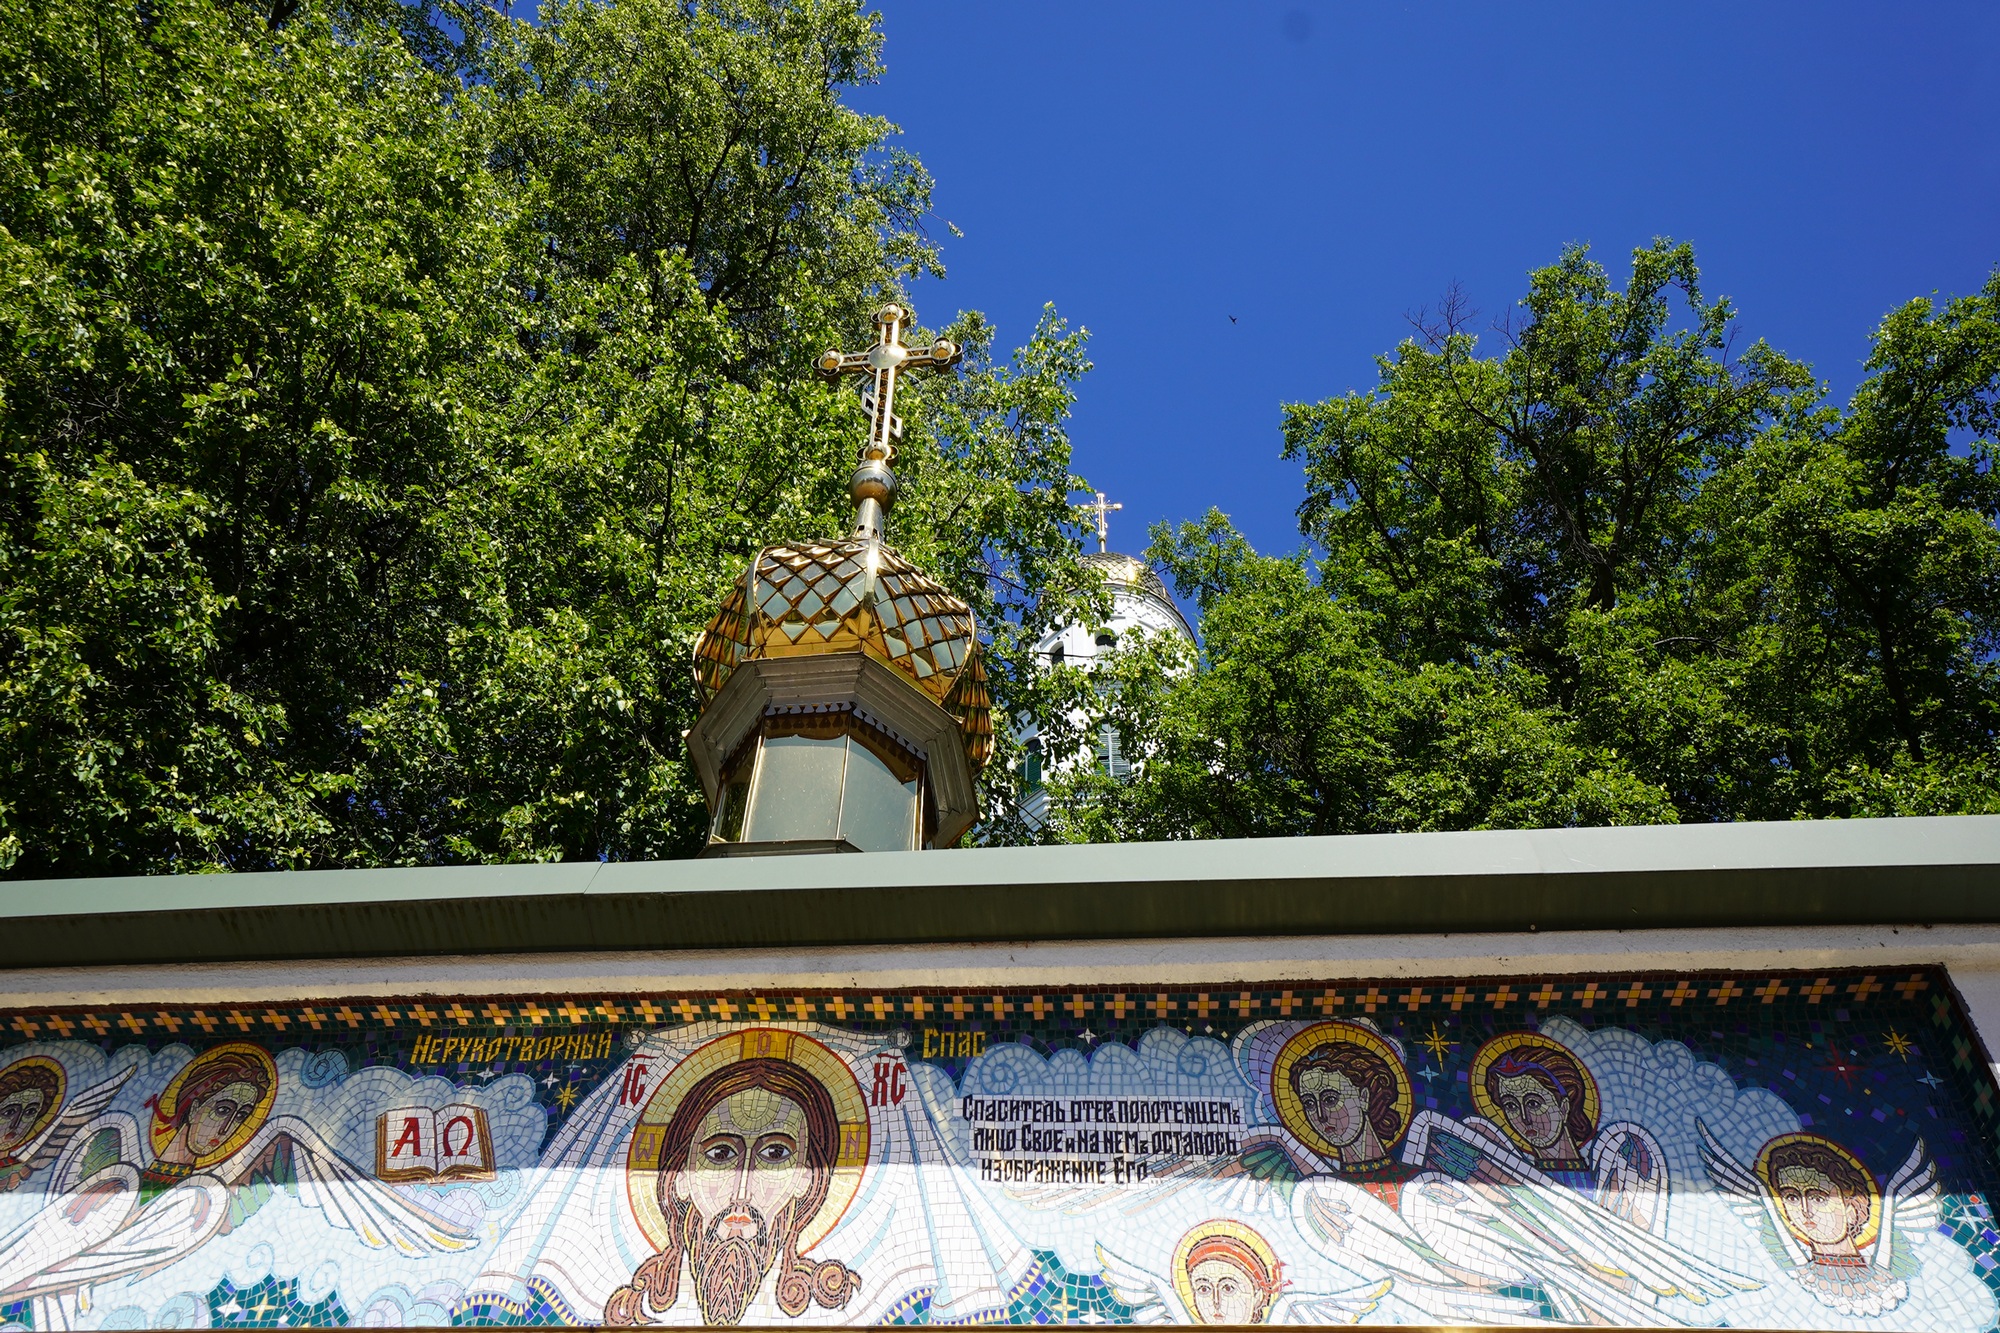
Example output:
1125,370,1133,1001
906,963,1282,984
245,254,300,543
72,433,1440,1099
817,304,962,542
1083,490,1123,554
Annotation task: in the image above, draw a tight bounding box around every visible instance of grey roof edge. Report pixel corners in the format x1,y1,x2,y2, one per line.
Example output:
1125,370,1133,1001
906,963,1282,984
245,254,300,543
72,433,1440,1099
2,815,1998,969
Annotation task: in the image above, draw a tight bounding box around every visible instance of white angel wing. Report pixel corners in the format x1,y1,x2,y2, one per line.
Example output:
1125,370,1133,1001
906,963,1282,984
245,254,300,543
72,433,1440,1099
232,1115,474,1256
1696,1119,1808,1271
1590,1120,1670,1237
1406,1170,1752,1309
1289,1179,1543,1325
49,1113,142,1197
1291,1174,1456,1286
1401,1113,1758,1311
1395,1109,1515,1180
1,1172,220,1301
0,1165,142,1296
1091,1243,1177,1323
1273,1277,1391,1325
1875,1137,1939,1273
11,1066,135,1188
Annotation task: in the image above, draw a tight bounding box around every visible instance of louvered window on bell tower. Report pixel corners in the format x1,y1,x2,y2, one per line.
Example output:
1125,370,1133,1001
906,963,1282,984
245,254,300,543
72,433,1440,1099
1097,724,1130,781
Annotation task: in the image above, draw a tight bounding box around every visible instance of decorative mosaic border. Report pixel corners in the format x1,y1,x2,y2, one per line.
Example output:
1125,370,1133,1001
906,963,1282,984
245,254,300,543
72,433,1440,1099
2,967,1957,1036
6,967,1993,1127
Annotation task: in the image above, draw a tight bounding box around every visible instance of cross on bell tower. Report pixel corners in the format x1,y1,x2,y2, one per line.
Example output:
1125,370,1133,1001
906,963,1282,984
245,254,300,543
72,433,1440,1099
1083,491,1123,554
816,304,962,542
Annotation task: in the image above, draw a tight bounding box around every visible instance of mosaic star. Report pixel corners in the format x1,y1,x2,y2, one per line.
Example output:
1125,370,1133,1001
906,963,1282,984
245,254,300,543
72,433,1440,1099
1419,1022,1456,1063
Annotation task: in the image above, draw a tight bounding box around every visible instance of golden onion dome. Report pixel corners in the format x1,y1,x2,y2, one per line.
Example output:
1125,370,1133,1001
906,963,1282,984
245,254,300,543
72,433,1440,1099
693,539,993,772
1082,550,1176,609
1082,550,1196,640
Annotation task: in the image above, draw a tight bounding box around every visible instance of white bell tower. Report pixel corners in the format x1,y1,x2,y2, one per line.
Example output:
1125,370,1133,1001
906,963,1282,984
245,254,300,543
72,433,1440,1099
1017,493,1195,828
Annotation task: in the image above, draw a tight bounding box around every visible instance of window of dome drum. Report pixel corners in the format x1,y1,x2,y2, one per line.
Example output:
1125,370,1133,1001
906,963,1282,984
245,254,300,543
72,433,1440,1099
709,713,933,852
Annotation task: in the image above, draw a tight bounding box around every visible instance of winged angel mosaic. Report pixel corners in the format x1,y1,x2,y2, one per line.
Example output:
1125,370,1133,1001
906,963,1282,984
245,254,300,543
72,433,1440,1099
0,985,1995,1330
0,1044,475,1328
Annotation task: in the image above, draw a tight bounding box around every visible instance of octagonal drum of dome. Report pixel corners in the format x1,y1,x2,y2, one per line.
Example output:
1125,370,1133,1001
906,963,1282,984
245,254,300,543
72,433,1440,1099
694,541,993,771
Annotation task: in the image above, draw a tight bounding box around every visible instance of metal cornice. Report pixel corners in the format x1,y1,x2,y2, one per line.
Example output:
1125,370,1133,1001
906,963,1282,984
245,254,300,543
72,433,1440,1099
2,816,1999,969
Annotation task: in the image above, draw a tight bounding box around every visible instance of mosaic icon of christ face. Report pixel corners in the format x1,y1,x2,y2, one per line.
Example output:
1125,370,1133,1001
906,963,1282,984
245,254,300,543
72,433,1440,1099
677,1082,816,1320
608,1055,860,1326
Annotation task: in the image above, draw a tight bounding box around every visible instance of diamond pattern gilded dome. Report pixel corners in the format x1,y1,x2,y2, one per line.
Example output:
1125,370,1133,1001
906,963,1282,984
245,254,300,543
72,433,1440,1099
693,541,992,771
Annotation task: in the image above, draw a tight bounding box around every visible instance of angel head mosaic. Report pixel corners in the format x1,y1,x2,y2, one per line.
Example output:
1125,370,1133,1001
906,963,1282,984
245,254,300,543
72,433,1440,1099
1,967,1998,1329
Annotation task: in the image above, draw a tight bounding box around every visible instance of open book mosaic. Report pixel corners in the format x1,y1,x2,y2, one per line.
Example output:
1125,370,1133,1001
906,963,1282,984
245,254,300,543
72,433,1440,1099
1,968,1998,1328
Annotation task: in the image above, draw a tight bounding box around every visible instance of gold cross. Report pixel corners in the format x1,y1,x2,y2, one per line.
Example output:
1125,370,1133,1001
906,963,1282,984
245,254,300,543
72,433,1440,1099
1083,490,1123,553
818,301,959,460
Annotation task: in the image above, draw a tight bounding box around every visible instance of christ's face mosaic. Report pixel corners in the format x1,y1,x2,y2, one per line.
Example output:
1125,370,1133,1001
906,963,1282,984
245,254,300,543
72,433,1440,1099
678,1087,815,1244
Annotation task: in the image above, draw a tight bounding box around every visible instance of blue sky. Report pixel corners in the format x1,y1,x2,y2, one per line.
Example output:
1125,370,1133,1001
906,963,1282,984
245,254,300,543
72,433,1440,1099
850,2,2000,560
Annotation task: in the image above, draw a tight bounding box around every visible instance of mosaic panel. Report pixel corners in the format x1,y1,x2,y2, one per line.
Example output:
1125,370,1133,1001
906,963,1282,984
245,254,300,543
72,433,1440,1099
0,968,1995,1328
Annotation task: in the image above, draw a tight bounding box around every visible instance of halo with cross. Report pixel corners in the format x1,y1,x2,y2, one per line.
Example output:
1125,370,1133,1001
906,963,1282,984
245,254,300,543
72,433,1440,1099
625,1029,870,1255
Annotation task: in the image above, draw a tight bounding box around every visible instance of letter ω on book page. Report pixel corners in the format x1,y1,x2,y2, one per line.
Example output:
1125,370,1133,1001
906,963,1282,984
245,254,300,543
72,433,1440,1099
375,1104,495,1183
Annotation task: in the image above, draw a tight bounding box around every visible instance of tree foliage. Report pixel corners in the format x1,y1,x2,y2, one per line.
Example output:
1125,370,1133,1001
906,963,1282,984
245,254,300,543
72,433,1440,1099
1047,244,2000,840
0,0,1094,874
7,0,1994,870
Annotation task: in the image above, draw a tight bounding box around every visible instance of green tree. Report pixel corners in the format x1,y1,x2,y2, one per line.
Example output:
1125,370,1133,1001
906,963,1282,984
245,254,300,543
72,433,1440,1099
1739,274,2000,812
1049,513,1675,842
1045,245,2000,839
0,0,1094,874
